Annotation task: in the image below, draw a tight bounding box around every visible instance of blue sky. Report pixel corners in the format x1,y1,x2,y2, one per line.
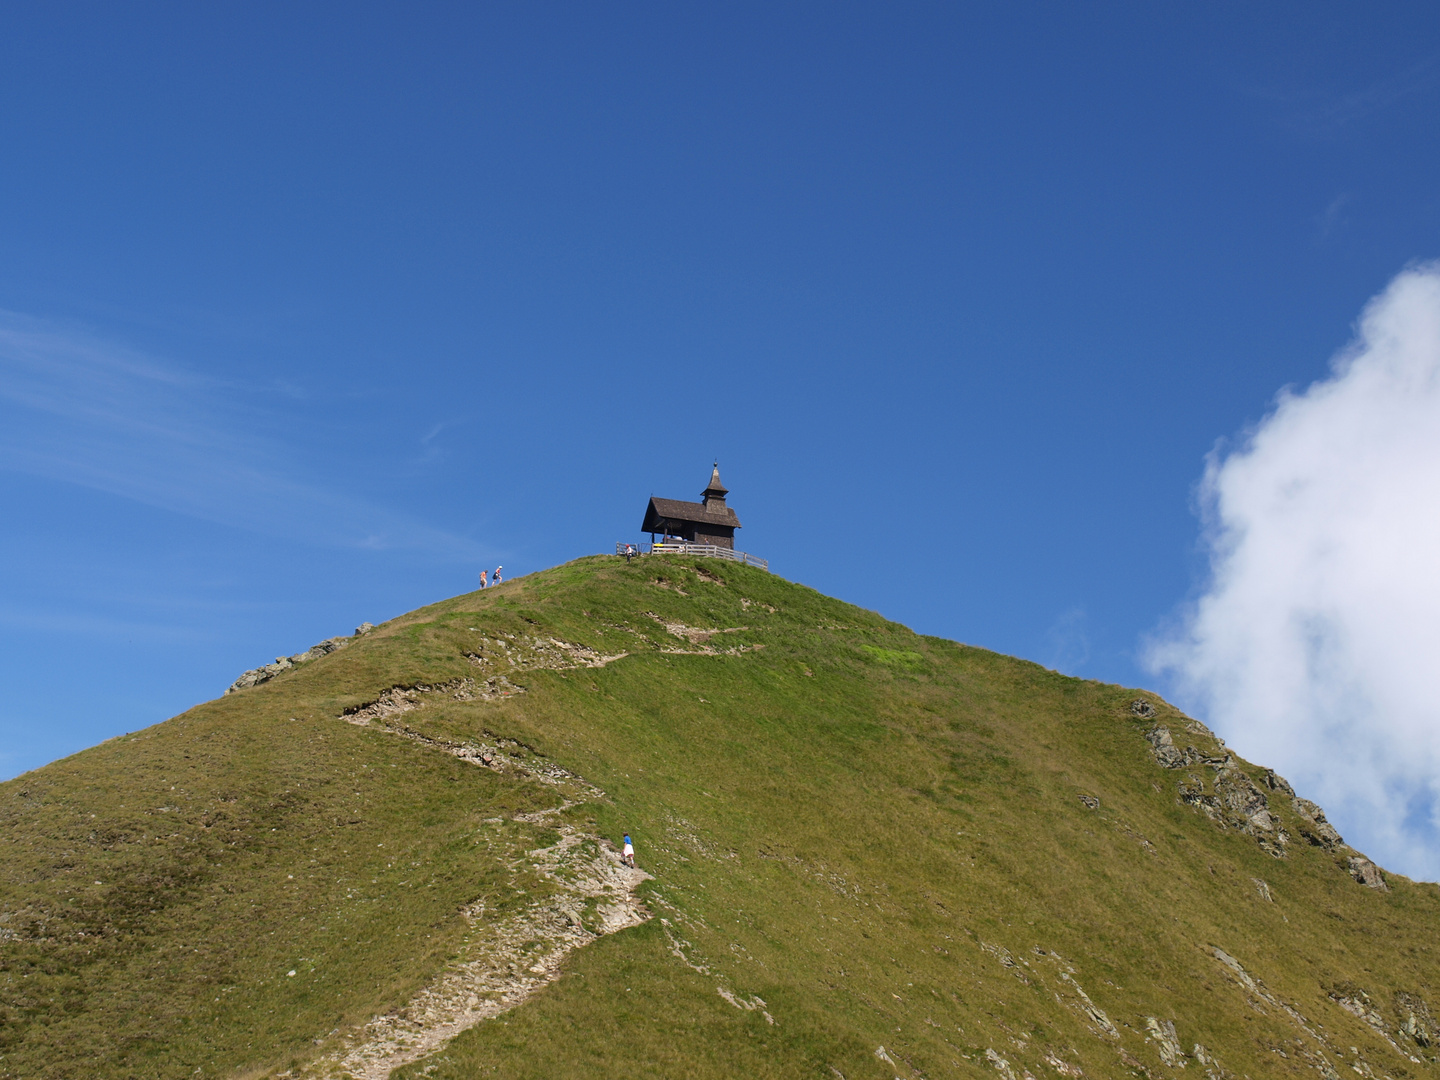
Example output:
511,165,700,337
4,3,1440,870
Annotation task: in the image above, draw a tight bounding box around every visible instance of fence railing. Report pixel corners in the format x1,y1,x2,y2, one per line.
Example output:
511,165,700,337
615,541,769,572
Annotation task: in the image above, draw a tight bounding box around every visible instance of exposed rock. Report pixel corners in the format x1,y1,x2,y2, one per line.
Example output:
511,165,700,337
1144,1016,1186,1067
716,987,774,1024
466,632,627,672
1174,762,1288,856
1191,1044,1232,1080
1078,794,1099,811
1146,726,1189,769
1056,971,1119,1039
354,621,375,635
1042,1052,1084,1077
1346,856,1388,891
1131,699,1157,719
1181,718,1221,745
979,940,1030,984
1209,947,1262,996
225,626,372,694
984,1048,1018,1079
1178,773,1224,823
1396,991,1435,1047
1251,878,1272,902
1328,987,1386,1034
1296,1045,1341,1080
307,824,648,1080
1208,947,1330,1047
1260,769,1294,796
295,704,634,1079
1292,799,1344,851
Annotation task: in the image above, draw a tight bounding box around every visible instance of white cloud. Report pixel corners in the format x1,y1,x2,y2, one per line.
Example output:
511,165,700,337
1147,264,1440,882
0,312,483,560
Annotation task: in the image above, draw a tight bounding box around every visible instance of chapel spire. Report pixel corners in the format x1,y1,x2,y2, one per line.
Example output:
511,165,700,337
701,462,729,509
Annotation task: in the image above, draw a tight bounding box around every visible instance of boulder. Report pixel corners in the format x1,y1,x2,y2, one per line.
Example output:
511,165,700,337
1347,856,1388,891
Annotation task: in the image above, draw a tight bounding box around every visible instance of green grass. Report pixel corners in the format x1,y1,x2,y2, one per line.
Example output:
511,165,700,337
3,555,1439,1079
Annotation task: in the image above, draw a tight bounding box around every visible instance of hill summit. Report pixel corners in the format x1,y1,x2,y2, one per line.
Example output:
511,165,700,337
2,556,1437,1080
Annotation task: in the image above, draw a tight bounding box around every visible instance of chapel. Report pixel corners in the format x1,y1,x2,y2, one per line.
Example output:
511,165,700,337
640,464,742,549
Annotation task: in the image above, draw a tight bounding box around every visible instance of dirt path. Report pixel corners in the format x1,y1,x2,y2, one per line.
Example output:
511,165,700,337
289,694,651,1080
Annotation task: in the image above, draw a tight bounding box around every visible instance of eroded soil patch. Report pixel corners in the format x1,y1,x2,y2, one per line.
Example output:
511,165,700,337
291,691,650,1079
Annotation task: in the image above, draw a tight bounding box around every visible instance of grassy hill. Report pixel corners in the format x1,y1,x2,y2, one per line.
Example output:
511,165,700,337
3,555,1438,1080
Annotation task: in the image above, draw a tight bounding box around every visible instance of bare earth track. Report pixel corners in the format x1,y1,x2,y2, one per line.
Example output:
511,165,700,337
286,679,651,1080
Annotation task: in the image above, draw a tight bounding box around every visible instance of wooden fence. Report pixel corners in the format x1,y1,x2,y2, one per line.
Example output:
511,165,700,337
614,541,769,572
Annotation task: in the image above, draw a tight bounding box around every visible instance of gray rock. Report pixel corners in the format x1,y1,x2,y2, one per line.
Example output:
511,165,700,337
1179,774,1224,823
1260,769,1294,796
1144,1016,1185,1067
355,622,375,636
1329,986,1387,1031
1347,856,1388,891
1146,726,1188,768
1131,699,1156,718
1292,798,1344,850
1215,766,1270,823
225,633,354,695
1396,992,1435,1047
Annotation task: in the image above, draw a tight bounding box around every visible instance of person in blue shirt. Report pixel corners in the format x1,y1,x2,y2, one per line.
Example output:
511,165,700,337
622,833,635,868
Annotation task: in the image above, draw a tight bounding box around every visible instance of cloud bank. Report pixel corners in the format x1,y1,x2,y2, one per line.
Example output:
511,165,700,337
0,313,481,560
1148,265,1440,881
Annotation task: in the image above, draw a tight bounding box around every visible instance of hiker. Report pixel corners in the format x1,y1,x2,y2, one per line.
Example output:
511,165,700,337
479,569,488,589
622,833,635,868
493,566,503,585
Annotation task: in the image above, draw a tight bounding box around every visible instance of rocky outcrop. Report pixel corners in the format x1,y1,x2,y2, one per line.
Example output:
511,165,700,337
1151,725,1288,856
1292,798,1344,851
1346,856,1388,891
466,632,627,671
1260,769,1294,796
1138,720,1400,874
225,623,374,694
1143,1016,1185,1067
1145,725,1191,769
1396,992,1436,1047
1328,987,1387,1034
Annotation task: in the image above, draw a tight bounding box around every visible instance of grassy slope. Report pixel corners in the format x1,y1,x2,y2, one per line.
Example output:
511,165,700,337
3,556,1439,1080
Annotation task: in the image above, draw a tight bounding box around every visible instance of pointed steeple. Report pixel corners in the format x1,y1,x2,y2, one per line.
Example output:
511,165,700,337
701,462,728,509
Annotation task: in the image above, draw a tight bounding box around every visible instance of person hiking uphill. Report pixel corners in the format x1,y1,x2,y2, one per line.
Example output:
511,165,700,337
493,565,503,585
479,569,488,589
622,833,635,869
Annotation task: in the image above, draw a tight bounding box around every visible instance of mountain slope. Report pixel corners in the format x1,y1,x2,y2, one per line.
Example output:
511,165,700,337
2,555,1437,1080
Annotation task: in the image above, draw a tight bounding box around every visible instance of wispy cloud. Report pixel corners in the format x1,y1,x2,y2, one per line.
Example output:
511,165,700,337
1314,192,1351,242
1146,265,1440,881
1310,55,1440,131
0,312,482,559
1234,53,1440,139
